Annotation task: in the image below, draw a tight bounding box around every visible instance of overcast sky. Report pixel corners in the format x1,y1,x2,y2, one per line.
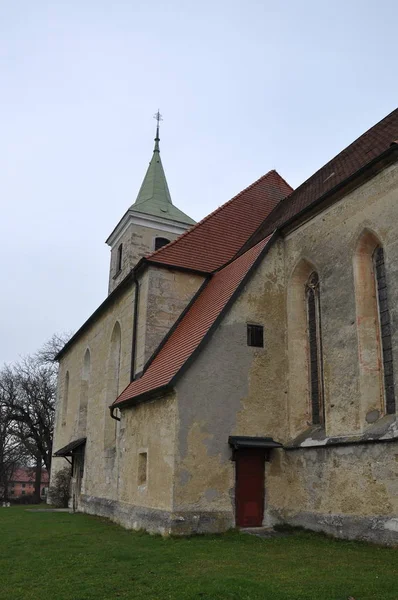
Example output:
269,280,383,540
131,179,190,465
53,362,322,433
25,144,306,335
1,0,398,364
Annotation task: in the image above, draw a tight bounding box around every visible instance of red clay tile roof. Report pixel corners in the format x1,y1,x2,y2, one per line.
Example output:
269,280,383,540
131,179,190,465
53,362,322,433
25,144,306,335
114,108,398,409
11,468,49,483
145,170,292,273
114,235,272,407
257,108,398,237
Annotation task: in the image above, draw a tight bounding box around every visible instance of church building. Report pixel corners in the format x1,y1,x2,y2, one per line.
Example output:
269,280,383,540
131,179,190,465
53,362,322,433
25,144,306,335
51,109,398,545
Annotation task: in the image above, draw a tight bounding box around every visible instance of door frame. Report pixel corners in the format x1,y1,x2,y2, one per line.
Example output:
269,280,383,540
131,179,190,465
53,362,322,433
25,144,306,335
234,448,267,528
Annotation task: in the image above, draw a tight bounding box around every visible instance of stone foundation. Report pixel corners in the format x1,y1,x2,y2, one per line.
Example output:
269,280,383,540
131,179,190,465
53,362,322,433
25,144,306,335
271,510,398,546
78,494,398,545
79,495,233,535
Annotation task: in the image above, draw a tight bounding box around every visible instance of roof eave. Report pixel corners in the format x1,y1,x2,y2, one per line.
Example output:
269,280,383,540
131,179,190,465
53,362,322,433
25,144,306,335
55,272,135,361
113,383,174,410
242,144,398,255
280,143,398,236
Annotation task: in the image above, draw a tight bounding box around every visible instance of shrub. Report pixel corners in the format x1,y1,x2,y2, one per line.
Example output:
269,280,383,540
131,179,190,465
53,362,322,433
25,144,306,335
48,466,71,508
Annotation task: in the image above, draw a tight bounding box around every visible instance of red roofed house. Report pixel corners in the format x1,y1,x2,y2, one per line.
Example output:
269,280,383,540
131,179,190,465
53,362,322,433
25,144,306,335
8,468,49,500
51,109,398,544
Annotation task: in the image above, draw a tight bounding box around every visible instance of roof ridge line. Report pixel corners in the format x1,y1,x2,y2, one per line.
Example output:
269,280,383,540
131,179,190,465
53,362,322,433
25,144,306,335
285,107,398,200
113,233,276,410
145,169,285,262
211,230,278,274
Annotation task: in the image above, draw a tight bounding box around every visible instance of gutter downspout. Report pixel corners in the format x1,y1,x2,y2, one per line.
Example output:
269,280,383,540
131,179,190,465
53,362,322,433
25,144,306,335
130,270,140,381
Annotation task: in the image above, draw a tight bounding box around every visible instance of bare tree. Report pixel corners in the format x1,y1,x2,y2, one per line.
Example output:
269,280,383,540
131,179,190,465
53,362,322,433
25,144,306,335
35,332,72,365
0,391,27,501
0,332,71,502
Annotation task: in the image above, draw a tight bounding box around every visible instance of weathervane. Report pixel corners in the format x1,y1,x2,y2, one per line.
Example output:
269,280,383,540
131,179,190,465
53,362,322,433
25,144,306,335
154,109,163,126
153,110,162,151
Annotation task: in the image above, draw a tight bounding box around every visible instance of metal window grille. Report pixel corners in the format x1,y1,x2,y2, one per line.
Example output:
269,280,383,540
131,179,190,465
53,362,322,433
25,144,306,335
247,324,264,348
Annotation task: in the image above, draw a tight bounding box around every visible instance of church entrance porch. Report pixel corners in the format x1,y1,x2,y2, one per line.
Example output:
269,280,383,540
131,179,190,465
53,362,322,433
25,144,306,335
229,436,283,528
53,437,87,511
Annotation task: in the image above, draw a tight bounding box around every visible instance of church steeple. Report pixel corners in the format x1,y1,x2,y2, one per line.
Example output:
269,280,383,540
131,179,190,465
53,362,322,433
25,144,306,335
130,112,195,226
106,112,195,294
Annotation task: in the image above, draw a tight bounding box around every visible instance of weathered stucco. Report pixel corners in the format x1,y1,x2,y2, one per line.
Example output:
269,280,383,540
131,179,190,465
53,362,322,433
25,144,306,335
134,266,204,375
51,161,398,544
174,240,287,523
108,221,185,294
51,283,134,500
167,165,398,542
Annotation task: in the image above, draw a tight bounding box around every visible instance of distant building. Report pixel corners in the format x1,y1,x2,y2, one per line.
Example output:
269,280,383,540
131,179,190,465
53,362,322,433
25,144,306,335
9,468,49,500
52,109,398,545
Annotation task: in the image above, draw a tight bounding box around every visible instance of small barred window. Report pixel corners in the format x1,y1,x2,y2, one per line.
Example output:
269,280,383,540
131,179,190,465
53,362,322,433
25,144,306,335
247,324,264,348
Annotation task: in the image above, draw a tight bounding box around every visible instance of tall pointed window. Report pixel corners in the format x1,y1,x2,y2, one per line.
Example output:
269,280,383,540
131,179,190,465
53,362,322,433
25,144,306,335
62,371,69,427
306,272,324,425
374,247,395,414
116,244,123,273
104,322,122,450
78,349,91,436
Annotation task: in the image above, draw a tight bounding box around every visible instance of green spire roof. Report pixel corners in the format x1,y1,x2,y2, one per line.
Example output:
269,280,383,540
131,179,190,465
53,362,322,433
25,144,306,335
130,123,195,226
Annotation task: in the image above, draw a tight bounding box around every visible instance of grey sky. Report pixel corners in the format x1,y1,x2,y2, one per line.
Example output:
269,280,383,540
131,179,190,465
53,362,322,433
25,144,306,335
1,0,398,364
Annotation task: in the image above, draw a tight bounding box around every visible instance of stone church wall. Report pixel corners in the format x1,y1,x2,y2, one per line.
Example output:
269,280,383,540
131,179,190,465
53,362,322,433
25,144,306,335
134,266,205,375
51,283,134,501
284,162,398,440
267,443,398,545
168,164,398,542
108,221,187,294
172,239,287,532
80,391,178,534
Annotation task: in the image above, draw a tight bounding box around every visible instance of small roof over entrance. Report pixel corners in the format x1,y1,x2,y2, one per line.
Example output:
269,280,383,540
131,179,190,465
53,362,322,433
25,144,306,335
53,438,86,457
228,436,282,450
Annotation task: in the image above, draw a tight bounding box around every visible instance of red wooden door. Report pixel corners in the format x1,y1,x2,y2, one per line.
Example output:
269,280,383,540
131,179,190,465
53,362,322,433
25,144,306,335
235,450,265,527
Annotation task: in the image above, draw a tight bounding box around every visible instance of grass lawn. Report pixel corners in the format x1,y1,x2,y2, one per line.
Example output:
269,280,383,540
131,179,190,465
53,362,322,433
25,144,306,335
1,506,397,600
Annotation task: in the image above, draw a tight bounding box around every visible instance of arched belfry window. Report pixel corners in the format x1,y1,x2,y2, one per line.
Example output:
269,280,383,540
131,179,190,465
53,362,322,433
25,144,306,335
374,247,395,414
116,244,123,273
154,237,170,251
306,272,324,425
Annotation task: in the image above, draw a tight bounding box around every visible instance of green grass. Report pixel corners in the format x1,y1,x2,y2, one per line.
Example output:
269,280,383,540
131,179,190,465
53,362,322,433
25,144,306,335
1,506,397,600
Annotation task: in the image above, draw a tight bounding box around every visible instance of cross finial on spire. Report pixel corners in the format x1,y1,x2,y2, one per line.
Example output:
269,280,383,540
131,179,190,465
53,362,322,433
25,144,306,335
153,110,162,152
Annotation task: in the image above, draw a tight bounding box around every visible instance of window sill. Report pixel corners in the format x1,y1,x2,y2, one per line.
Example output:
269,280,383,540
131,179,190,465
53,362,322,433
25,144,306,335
113,269,122,280
284,415,398,450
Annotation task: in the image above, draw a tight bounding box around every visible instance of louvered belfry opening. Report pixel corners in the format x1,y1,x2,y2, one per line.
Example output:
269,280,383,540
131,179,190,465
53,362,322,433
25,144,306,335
374,247,396,414
306,272,324,425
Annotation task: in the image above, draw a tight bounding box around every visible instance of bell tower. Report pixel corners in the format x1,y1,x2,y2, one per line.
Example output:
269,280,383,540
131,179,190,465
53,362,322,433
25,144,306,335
106,112,195,294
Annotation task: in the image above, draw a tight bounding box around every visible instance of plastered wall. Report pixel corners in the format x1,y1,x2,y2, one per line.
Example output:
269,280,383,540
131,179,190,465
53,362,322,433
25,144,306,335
170,164,398,537
117,392,177,511
134,266,205,374
174,240,287,517
108,221,184,294
51,284,134,500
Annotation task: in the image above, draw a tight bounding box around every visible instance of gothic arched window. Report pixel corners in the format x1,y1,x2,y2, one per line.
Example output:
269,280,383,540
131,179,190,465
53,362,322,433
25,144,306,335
374,247,395,414
78,349,91,436
62,371,69,427
104,322,122,450
306,272,324,425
